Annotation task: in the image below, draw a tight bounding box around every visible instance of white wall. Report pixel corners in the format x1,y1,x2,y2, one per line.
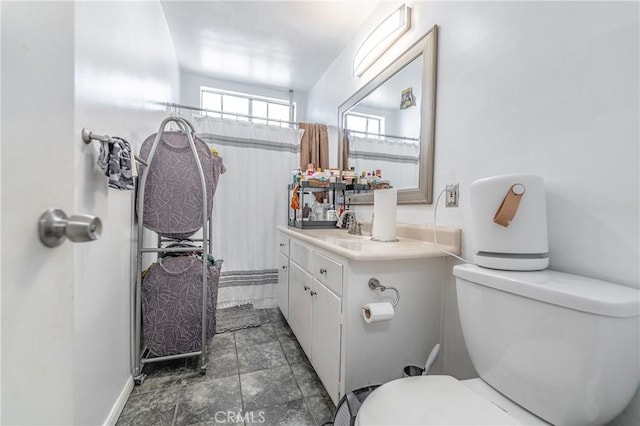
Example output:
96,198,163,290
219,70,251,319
2,1,179,424
181,72,308,122
73,2,179,425
310,1,639,288
307,1,639,422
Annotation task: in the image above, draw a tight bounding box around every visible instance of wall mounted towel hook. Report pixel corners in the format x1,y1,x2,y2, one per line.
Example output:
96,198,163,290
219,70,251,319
367,277,400,307
81,128,148,167
81,128,111,144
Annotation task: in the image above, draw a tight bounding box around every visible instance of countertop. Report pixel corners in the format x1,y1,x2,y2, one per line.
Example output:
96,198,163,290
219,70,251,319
277,224,461,261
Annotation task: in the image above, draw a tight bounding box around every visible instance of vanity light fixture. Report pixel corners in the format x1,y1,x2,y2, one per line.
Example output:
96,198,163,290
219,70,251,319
353,4,411,77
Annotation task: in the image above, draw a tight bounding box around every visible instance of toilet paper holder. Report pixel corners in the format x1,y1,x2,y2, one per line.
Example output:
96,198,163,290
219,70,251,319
367,277,400,307
38,208,102,248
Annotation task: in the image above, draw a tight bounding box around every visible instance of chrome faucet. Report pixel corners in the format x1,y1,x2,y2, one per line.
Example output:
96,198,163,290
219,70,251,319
337,210,362,235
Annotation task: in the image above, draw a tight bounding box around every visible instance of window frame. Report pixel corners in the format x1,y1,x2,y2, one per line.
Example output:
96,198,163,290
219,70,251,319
344,111,385,138
200,87,296,128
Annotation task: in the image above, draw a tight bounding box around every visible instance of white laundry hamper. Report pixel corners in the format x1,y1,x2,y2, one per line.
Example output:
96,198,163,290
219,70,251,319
470,174,549,270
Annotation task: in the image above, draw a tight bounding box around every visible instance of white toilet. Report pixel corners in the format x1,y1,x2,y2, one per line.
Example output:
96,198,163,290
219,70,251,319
356,264,640,425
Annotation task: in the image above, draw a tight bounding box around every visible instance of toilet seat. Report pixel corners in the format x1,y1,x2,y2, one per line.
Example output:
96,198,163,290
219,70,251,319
355,375,519,425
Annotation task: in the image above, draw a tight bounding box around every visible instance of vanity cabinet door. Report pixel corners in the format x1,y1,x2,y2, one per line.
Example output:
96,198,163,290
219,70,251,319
277,252,289,319
288,260,312,357
311,279,342,405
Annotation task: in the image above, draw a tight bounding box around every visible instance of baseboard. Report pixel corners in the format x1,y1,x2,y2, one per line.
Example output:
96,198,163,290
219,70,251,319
103,375,134,426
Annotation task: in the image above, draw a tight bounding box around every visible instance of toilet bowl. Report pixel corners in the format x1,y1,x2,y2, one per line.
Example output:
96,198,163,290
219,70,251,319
356,264,640,425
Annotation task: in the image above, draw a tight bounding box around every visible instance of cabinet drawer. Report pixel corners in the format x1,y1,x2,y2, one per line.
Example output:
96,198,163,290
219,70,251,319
313,252,343,296
290,240,311,272
278,235,290,257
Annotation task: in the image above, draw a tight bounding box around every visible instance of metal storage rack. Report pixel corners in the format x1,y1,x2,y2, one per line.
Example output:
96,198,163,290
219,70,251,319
133,116,212,384
288,181,347,229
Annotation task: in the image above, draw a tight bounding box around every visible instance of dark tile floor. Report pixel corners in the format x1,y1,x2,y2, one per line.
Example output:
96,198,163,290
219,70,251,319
117,308,336,426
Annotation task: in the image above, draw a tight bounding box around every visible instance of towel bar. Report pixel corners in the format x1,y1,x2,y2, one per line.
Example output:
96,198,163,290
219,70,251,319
81,127,148,167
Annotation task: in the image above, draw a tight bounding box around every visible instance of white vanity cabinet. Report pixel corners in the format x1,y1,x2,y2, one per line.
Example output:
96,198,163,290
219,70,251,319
287,259,313,355
310,277,341,402
283,239,343,404
277,235,290,319
276,225,460,406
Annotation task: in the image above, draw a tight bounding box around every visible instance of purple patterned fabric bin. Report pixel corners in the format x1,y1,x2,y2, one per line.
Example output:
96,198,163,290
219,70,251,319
138,131,222,239
142,256,221,357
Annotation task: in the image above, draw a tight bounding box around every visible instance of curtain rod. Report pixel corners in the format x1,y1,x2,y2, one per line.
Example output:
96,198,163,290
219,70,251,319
347,129,419,142
160,102,299,127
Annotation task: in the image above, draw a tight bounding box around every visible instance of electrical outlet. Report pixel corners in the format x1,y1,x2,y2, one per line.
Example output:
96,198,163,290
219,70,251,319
446,183,459,207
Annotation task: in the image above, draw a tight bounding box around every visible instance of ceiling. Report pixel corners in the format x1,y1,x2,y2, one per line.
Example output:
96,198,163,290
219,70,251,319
161,1,380,92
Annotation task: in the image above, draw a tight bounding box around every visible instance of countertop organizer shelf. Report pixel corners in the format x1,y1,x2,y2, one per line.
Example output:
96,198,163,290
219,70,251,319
288,182,346,229
287,181,377,229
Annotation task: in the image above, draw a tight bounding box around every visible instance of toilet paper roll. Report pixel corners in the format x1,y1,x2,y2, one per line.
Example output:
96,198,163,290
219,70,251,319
372,189,397,241
362,302,395,323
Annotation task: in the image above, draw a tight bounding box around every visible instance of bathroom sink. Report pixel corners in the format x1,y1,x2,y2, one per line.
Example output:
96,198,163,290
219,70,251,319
331,239,376,251
277,224,461,261
305,229,374,243
302,228,404,252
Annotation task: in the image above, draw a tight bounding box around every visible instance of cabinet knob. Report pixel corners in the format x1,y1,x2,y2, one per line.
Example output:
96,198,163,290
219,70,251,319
319,268,327,274
310,290,317,296
304,286,310,291
281,265,287,270
279,243,285,247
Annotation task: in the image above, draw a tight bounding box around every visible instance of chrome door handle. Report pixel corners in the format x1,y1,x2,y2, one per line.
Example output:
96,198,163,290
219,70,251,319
310,290,317,296
39,209,102,248
319,268,327,274
304,286,310,291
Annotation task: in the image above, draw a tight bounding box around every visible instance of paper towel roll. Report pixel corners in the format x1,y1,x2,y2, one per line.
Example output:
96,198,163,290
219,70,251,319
362,302,395,323
373,189,397,241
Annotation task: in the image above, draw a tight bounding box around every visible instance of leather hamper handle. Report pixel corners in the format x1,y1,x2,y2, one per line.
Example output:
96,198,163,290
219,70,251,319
493,184,526,227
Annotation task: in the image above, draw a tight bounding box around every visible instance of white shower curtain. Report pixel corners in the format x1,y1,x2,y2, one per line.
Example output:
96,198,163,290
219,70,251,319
186,112,302,309
349,135,420,190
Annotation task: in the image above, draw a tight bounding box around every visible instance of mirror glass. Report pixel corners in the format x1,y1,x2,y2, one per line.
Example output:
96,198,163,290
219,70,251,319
338,26,438,204
345,55,422,190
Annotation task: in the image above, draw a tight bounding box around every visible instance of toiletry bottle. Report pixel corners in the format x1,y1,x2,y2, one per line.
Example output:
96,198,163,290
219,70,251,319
302,203,311,220
327,205,338,221
312,204,322,221
321,198,330,220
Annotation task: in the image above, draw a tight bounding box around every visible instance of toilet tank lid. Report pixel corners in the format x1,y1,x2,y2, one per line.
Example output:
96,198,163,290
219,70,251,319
453,264,640,318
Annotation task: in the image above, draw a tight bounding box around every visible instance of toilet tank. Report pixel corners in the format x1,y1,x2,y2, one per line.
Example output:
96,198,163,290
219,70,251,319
453,264,640,426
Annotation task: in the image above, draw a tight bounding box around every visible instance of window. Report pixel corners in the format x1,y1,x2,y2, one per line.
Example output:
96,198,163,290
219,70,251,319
200,87,295,128
345,112,385,138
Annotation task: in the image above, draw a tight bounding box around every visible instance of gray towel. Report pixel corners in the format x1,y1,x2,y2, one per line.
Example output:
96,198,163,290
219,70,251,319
97,137,135,190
